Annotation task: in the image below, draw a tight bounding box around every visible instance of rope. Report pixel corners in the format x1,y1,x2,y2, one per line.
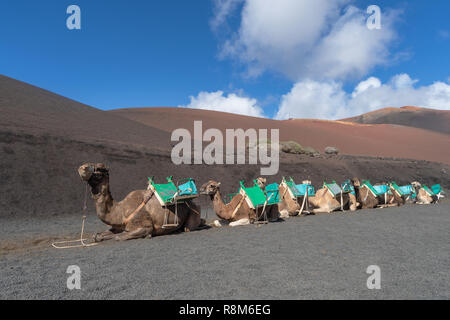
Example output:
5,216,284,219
231,194,246,220
52,185,98,249
124,190,154,225
185,200,201,215
256,192,274,223
163,207,169,227
363,188,369,203
163,191,179,228
298,189,308,214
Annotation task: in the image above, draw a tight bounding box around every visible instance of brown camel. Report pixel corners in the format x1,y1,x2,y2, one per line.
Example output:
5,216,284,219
78,163,203,241
351,177,379,209
254,177,285,219
277,179,313,217
411,181,436,204
199,180,279,227
384,183,405,207
308,185,358,213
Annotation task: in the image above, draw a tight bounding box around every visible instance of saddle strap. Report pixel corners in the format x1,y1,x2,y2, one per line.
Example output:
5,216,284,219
231,194,246,220
124,190,154,225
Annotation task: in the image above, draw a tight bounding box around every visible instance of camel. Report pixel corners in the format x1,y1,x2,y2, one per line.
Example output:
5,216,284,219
78,163,204,241
364,182,404,207
382,183,406,207
411,181,436,204
276,179,314,217
199,180,279,227
308,185,358,213
351,177,379,209
351,179,403,209
386,188,405,207
254,177,287,219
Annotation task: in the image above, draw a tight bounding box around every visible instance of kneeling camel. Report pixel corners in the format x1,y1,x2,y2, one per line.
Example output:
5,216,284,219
78,163,203,241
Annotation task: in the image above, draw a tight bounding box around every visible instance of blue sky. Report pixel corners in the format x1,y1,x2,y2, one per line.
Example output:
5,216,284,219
1,0,449,119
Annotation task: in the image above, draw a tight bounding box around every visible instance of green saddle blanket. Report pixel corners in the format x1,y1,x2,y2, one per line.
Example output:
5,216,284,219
341,179,355,195
431,184,443,195
422,185,435,196
390,181,407,197
148,176,198,206
281,177,314,198
239,180,274,209
323,181,347,197
362,180,386,197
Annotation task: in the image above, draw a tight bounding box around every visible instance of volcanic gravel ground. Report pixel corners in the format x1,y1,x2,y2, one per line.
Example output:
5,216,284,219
1,203,449,299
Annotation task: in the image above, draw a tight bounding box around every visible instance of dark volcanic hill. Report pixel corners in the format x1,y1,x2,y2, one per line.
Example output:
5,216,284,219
0,75,171,150
341,106,450,135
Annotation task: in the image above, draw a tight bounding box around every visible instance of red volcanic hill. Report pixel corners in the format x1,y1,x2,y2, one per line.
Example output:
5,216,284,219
111,107,450,165
341,106,450,135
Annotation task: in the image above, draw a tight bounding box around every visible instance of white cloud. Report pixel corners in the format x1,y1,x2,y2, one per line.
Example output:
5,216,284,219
215,0,399,81
276,80,347,119
275,74,450,120
352,76,381,97
390,73,418,89
210,0,243,31
179,90,264,117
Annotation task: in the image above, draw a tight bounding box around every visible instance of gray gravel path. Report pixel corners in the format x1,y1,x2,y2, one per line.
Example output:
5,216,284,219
1,203,449,299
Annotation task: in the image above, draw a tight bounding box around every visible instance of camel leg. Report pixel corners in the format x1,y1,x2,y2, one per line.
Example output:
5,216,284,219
93,228,121,242
312,204,340,214
114,227,152,241
267,206,280,222
312,207,332,214
212,219,228,227
279,209,290,219
229,218,250,227
318,203,341,213
184,211,202,232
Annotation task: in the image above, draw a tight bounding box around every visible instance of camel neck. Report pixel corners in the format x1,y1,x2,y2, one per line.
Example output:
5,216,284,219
92,181,117,225
353,185,361,201
212,190,232,220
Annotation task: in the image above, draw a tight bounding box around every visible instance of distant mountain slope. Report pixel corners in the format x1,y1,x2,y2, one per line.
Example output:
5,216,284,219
0,75,171,150
341,106,450,135
111,107,450,165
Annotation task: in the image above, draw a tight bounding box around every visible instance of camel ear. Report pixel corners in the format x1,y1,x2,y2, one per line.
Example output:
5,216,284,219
217,182,221,187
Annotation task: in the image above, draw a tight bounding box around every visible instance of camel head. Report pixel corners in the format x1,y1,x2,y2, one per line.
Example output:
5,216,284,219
255,177,267,188
351,177,361,187
199,180,221,196
411,181,422,188
78,163,109,194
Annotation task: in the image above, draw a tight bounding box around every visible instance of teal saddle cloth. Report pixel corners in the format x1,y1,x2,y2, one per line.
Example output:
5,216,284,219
295,183,315,196
265,183,281,205
178,179,198,196
373,185,390,195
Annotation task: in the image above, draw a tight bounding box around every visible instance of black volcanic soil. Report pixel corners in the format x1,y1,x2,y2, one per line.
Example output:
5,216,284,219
2,203,449,299
1,130,449,218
